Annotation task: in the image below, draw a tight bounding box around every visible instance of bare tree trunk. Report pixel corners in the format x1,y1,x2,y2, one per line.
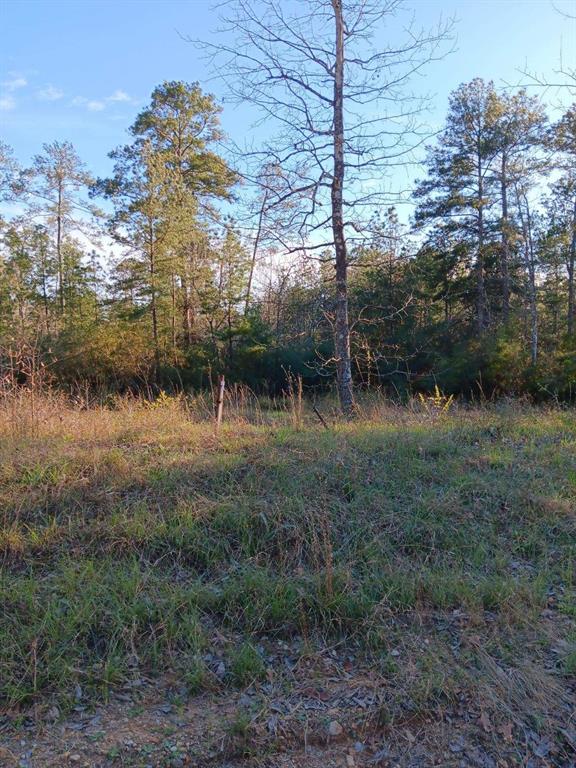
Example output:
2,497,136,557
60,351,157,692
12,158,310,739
215,374,225,433
331,0,354,415
245,189,267,314
500,151,511,323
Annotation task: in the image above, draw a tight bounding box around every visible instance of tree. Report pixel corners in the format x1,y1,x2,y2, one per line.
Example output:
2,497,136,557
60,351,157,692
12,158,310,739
95,82,237,370
550,105,576,336
0,221,55,337
242,162,292,314
27,141,96,315
96,141,184,363
415,79,503,333
0,141,20,209
131,81,236,202
202,0,453,414
201,225,251,365
130,81,237,352
491,90,546,325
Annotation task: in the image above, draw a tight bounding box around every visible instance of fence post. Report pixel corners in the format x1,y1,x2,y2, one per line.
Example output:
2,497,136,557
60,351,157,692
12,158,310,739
215,374,225,433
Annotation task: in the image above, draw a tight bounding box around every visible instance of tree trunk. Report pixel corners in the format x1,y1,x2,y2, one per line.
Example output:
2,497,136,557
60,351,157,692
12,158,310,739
227,305,233,365
181,271,193,346
148,226,159,367
476,159,488,333
40,240,50,333
171,271,177,354
517,191,538,364
182,243,197,346
567,196,576,336
57,182,65,315
526,239,538,366
500,151,511,323
331,0,354,415
245,189,267,314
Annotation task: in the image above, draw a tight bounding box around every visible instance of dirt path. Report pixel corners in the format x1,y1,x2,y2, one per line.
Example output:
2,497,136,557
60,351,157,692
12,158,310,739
2,666,574,768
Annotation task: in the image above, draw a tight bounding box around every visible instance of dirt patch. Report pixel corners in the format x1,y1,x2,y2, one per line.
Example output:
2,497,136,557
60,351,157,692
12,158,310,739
2,652,574,768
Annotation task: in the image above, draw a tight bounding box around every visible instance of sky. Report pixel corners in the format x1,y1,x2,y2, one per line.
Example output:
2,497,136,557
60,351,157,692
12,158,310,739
1,0,575,193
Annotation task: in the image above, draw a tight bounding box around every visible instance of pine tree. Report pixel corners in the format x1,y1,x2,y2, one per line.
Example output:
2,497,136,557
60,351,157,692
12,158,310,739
415,79,502,333
550,106,576,335
95,82,236,371
27,141,96,316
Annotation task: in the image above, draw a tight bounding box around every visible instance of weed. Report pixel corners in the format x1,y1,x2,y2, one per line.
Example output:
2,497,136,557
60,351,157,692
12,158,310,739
228,643,266,687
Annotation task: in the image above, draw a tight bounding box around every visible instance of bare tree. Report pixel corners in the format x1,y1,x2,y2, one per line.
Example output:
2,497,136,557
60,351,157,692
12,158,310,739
242,162,293,314
199,0,453,414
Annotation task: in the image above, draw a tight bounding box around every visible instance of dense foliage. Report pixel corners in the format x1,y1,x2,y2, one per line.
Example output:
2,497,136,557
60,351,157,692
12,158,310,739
1,80,574,400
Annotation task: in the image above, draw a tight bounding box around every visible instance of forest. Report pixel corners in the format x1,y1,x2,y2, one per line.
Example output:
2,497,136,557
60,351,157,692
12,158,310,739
1,60,574,408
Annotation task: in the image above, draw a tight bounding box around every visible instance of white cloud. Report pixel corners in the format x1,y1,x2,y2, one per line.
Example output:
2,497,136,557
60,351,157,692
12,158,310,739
72,96,102,110
37,84,64,101
107,89,130,103
1,75,27,92
0,95,16,111
70,89,133,112
0,74,27,109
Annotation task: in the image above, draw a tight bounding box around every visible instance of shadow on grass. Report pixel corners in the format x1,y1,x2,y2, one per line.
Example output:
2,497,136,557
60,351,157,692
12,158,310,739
1,415,575,721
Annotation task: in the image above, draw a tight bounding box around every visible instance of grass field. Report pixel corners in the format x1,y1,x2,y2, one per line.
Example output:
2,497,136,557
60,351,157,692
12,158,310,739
1,393,575,765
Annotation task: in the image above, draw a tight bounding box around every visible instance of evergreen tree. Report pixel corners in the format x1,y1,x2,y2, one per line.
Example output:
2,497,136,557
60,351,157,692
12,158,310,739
415,79,502,332
549,105,576,336
26,141,96,316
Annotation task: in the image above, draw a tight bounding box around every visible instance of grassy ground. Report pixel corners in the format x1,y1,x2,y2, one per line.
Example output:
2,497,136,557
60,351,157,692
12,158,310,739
1,393,575,765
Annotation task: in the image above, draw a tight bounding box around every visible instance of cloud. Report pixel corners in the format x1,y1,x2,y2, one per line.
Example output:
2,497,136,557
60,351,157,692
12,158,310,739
107,89,131,103
37,84,64,101
0,74,27,108
1,75,27,92
0,95,16,111
87,100,105,111
72,96,103,110
71,89,133,112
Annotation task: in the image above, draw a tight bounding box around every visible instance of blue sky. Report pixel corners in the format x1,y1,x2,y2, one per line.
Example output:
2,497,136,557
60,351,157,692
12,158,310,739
1,0,575,182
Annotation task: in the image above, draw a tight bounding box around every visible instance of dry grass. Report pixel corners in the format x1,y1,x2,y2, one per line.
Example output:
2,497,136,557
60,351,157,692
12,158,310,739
1,388,575,762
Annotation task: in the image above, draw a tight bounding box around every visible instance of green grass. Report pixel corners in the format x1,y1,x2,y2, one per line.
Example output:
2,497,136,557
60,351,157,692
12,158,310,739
1,399,575,737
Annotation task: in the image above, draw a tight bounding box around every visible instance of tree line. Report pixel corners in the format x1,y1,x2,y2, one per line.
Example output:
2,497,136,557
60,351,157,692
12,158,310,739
0,18,574,406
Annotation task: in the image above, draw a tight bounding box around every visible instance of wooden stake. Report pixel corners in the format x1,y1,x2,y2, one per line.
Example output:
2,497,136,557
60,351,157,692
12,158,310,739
312,402,329,430
215,374,225,433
